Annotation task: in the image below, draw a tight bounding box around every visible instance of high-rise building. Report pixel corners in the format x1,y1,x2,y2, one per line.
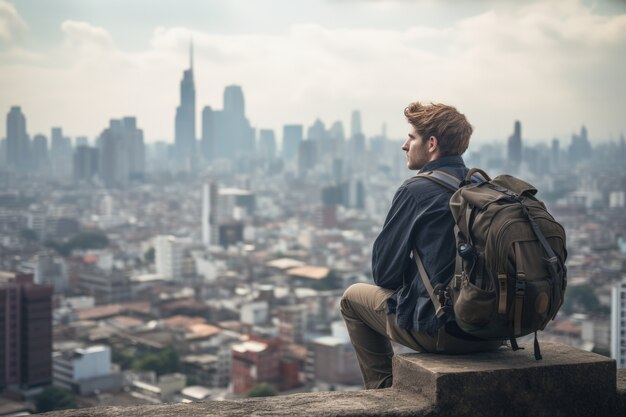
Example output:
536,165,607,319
350,110,362,138
201,86,254,163
569,125,592,165
298,140,317,178
97,117,144,187
50,127,73,179
75,136,89,147
201,106,216,162
31,134,49,173
6,106,29,172
282,125,303,161
507,120,522,173
0,272,53,390
123,117,145,180
551,138,560,172
175,41,196,168
258,129,276,160
611,276,626,368
73,145,99,182
217,85,255,160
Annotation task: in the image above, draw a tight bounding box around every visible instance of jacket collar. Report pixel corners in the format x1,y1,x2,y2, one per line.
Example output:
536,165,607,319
418,155,465,174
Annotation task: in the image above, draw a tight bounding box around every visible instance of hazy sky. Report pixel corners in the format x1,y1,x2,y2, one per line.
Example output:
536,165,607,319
1,0,625,144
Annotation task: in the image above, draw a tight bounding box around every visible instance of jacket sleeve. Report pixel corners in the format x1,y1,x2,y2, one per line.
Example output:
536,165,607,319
372,186,420,290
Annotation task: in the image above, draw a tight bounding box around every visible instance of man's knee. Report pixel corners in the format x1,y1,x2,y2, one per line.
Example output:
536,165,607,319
340,283,357,316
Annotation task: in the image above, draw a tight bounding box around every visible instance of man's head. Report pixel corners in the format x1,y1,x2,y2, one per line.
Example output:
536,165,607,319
401,102,473,170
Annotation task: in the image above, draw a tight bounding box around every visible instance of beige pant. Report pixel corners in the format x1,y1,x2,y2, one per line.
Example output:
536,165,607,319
340,283,502,389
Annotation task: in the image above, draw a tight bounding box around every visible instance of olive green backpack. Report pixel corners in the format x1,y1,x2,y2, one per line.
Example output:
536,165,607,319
413,168,567,360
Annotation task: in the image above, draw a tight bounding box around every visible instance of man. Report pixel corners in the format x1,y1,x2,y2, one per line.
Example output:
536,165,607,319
340,102,501,389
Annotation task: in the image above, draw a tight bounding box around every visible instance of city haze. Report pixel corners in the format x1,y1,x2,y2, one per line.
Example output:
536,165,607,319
1,0,625,143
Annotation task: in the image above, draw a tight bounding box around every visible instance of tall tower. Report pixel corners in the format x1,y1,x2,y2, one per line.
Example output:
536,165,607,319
507,120,522,173
175,40,196,168
6,106,29,171
350,110,362,138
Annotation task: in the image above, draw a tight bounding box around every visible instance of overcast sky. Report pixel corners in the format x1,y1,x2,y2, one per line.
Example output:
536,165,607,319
1,0,625,145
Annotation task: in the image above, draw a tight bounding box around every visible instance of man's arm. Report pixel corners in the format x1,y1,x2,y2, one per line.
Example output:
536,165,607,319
372,185,420,290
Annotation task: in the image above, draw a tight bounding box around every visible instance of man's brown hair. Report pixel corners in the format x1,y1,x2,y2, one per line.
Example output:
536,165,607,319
404,102,473,156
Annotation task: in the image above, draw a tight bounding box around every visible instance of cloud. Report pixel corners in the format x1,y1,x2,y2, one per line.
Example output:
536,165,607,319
0,0,624,143
0,0,27,44
61,20,115,50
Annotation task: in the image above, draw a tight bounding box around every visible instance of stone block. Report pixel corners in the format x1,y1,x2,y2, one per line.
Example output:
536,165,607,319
392,341,617,417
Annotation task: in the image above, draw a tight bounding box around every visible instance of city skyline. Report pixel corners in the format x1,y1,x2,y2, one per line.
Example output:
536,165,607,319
1,0,625,144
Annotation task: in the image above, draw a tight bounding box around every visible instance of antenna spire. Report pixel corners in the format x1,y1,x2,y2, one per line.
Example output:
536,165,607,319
190,37,194,70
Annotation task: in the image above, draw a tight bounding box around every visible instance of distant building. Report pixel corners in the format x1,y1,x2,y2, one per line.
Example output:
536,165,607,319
73,145,99,182
277,305,307,344
0,272,53,390
78,268,132,305
155,235,185,281
350,110,362,138
611,276,626,368
50,127,73,179
231,338,280,395
308,336,361,385
5,106,29,172
201,106,216,161
201,182,219,247
53,345,122,395
507,120,522,173
175,42,196,170
31,134,49,173
258,129,277,160
282,124,303,161
569,125,592,165
98,117,144,187
240,301,269,326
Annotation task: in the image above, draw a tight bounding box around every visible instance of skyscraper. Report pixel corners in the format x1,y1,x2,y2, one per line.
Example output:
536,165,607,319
32,134,49,173
6,106,29,171
218,85,255,160
175,41,196,168
350,110,362,138
50,127,72,179
97,117,144,187
201,106,217,162
282,125,303,161
507,120,522,173
73,145,99,182
258,129,277,160
0,272,53,390
568,125,592,165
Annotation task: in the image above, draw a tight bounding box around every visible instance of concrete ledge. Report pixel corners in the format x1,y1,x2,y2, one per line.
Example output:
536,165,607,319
393,341,617,417
41,389,433,417
42,342,623,417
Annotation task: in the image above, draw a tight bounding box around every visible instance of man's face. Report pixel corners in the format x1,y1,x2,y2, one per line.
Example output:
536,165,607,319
402,125,430,170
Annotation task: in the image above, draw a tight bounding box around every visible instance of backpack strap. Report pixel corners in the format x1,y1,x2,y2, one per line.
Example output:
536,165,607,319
414,170,460,192
412,248,447,319
412,168,488,317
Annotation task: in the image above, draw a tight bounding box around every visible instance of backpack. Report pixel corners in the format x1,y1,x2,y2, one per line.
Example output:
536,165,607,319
413,168,567,360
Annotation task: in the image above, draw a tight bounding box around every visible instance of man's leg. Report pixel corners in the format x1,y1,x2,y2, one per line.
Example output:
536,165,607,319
340,283,436,389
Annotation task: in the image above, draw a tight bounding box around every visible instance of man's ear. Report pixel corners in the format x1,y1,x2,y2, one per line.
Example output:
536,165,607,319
428,136,438,153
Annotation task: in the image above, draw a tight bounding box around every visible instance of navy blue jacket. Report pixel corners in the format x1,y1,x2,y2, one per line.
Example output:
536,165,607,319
372,155,469,333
